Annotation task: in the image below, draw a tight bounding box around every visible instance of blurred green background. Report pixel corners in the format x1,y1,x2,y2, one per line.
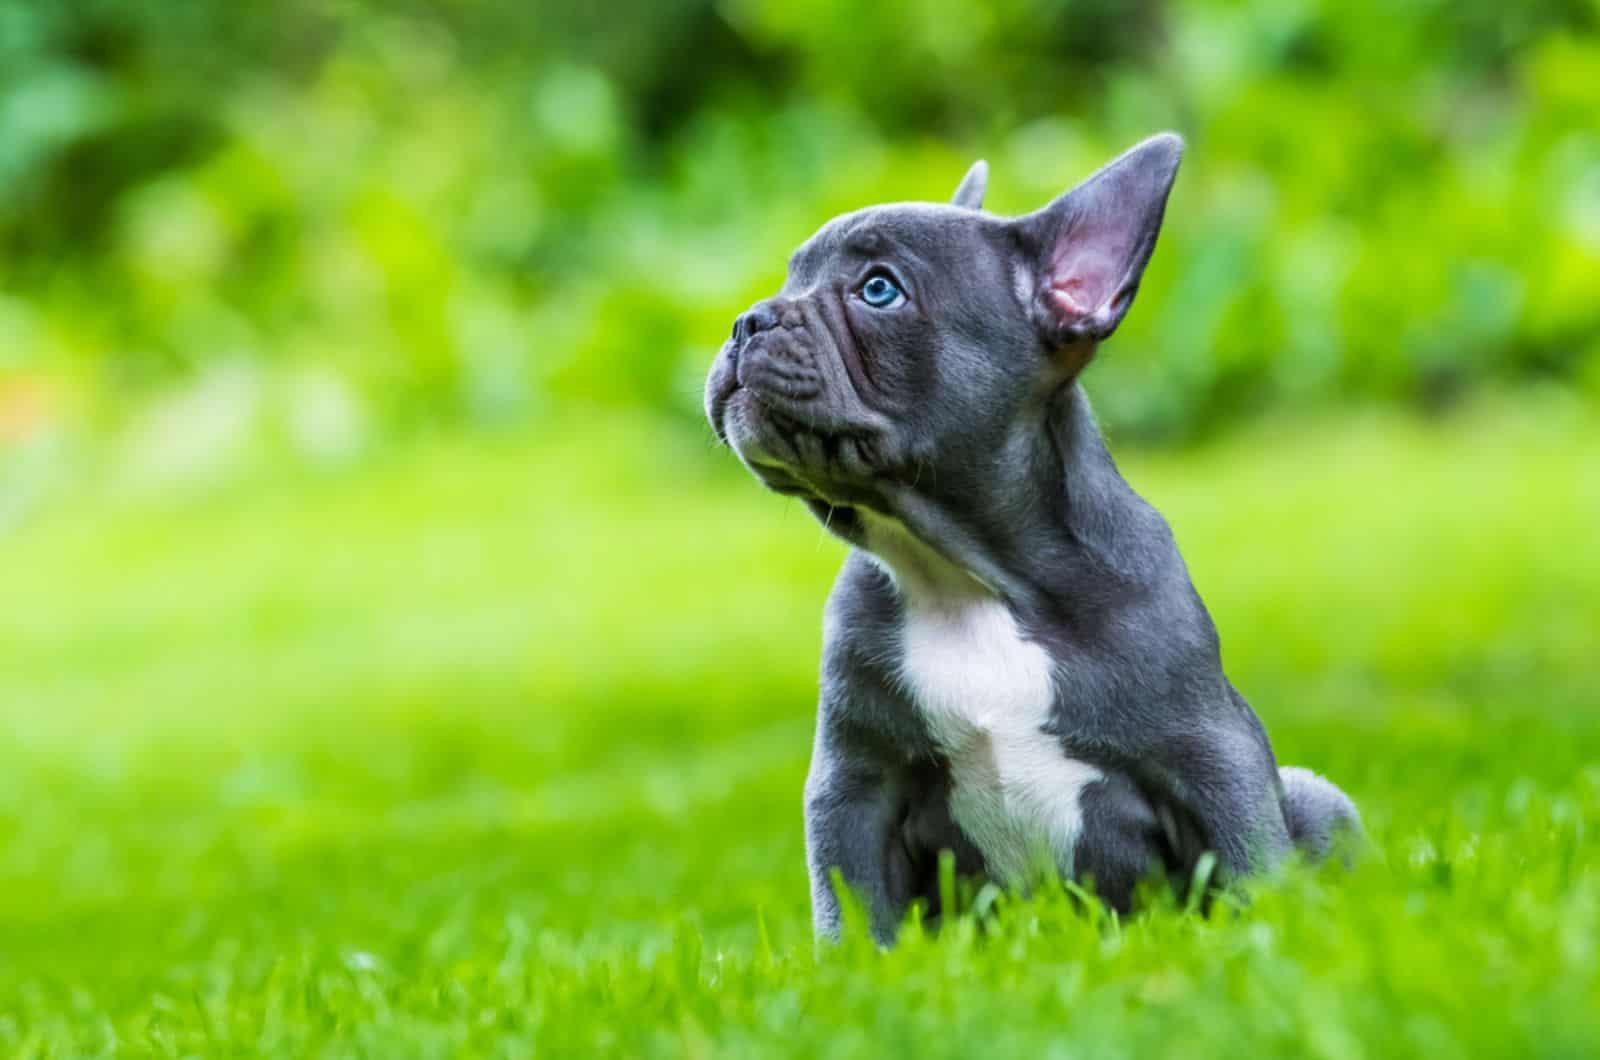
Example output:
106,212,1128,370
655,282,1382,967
3,0,1599,462
3,2,1600,1056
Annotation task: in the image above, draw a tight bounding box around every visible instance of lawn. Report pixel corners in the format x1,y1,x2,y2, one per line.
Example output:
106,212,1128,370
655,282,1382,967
2,395,1598,1057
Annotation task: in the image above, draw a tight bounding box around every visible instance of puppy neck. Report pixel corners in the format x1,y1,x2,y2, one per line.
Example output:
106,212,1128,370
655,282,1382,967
858,510,998,611
859,383,1160,621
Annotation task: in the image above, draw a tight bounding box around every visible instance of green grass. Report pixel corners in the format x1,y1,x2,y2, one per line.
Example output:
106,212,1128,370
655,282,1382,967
3,396,1599,1057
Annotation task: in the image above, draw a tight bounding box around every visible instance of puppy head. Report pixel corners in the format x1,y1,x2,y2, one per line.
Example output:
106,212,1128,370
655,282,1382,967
705,133,1182,539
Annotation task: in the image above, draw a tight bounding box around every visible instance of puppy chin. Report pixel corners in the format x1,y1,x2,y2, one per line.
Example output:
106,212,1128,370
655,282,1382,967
743,456,867,543
723,398,806,499
723,390,881,542
721,389,777,460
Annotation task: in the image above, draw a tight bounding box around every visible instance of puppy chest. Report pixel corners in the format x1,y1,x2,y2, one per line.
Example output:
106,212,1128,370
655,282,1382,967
897,599,1100,884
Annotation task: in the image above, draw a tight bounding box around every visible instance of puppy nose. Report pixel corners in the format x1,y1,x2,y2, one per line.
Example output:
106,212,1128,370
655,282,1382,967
733,301,782,345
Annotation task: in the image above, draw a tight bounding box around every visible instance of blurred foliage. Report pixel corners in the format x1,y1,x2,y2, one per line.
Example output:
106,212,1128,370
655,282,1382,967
2,0,1599,442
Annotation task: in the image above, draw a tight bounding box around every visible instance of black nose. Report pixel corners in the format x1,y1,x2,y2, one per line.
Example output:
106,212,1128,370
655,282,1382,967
733,300,781,345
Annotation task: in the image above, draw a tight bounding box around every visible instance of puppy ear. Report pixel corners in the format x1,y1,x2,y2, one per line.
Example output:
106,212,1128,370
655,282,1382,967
951,159,988,210
1016,133,1182,345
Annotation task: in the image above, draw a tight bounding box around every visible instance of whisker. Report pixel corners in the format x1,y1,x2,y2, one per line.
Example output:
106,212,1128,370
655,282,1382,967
817,503,835,550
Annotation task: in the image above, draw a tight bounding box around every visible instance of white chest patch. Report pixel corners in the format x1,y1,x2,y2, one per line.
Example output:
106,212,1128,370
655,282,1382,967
866,516,1101,886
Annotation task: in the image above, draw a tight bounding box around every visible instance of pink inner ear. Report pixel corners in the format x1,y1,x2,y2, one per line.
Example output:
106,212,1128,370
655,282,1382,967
1047,249,1120,323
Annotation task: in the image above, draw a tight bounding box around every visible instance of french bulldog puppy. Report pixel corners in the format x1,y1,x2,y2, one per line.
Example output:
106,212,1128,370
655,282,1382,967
704,133,1359,943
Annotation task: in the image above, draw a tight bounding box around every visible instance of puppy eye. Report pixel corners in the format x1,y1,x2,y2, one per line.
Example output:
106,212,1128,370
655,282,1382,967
859,273,905,309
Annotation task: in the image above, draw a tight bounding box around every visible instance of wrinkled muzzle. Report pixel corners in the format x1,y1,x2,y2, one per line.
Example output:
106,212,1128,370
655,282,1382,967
704,295,890,504
704,297,817,446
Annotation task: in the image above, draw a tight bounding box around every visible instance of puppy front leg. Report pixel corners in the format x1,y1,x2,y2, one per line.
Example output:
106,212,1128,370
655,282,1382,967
1182,733,1297,884
803,745,912,944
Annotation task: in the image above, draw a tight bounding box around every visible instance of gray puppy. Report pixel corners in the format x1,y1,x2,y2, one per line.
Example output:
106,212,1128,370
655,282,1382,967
704,133,1359,943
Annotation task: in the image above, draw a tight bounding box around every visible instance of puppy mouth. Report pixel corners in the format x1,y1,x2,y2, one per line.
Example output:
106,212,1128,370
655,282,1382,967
706,345,741,446
727,389,879,480
705,320,884,543
715,389,871,533
708,385,735,446
707,338,816,447
724,388,819,486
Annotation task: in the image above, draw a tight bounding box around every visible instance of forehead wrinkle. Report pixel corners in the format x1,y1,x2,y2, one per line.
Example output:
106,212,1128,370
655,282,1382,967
844,208,963,272
791,206,955,281
842,212,922,263
842,231,890,259
851,234,936,281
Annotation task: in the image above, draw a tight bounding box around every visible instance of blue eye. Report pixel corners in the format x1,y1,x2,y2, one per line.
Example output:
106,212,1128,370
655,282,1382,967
860,273,904,308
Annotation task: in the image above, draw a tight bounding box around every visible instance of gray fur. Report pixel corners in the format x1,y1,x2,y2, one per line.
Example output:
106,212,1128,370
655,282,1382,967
705,133,1360,943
